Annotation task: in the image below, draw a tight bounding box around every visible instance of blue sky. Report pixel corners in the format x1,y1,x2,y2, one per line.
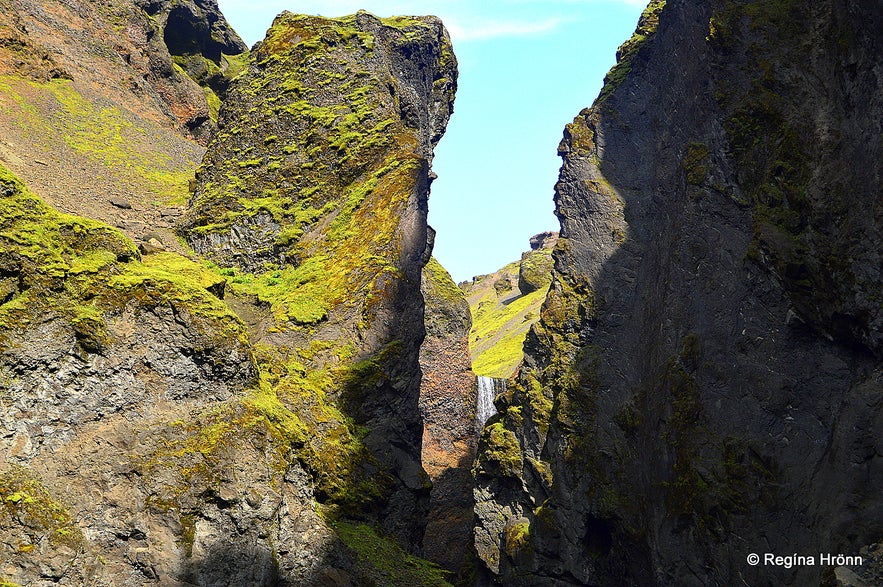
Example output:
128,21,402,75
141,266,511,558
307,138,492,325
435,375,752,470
217,0,646,282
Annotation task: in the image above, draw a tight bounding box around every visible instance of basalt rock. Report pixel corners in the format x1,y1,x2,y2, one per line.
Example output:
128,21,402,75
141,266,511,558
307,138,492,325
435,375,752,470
180,8,457,552
518,232,557,294
474,1,883,585
0,6,459,586
419,256,477,578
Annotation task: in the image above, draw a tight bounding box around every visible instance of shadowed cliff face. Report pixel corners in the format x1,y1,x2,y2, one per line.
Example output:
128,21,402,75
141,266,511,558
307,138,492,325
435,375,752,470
474,0,883,585
419,256,477,578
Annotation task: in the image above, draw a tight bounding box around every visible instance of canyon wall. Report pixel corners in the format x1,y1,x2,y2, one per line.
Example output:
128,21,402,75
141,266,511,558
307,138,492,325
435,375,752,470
474,1,883,585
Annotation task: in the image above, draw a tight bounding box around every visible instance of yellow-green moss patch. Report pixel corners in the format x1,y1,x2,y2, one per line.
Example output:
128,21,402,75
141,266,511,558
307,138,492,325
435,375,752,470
0,164,248,351
335,520,453,586
0,466,83,549
0,76,198,204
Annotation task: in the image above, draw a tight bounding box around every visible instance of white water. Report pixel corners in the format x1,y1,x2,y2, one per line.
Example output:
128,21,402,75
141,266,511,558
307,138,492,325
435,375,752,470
476,376,504,430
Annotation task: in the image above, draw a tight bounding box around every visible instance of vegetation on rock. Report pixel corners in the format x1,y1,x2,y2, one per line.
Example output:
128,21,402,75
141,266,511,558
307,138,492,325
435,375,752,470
0,163,247,351
335,521,454,586
0,76,199,204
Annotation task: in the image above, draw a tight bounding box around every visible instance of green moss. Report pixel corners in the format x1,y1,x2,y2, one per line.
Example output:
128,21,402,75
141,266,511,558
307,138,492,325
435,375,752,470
468,263,548,378
614,401,642,434
0,164,248,351
161,13,452,546
518,248,554,293
335,520,453,586
182,9,452,292
0,465,83,549
179,513,196,557
476,421,523,477
682,142,710,185
712,1,853,337
219,153,419,331
423,257,465,309
204,86,222,121
135,339,407,521
503,521,531,557
223,51,251,79
598,1,667,102
0,77,197,204
661,335,705,517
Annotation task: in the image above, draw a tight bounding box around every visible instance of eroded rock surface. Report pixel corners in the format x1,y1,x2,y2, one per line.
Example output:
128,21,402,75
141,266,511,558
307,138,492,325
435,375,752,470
474,1,883,585
1,7,459,587
419,257,477,578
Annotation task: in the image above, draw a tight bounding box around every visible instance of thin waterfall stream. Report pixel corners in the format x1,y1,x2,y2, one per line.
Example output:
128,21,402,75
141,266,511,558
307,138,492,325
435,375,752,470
475,376,505,430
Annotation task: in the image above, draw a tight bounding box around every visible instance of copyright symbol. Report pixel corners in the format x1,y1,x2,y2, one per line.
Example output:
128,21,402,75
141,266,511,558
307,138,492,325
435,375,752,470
747,553,760,566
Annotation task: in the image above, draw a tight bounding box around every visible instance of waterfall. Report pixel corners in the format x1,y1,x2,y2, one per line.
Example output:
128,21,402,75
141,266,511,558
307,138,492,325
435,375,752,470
476,376,504,430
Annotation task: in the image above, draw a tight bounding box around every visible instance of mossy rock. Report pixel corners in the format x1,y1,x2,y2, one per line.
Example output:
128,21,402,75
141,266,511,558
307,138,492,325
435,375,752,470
518,248,554,294
422,256,470,336
0,163,249,353
334,521,453,586
475,421,523,477
597,0,667,103
0,465,83,550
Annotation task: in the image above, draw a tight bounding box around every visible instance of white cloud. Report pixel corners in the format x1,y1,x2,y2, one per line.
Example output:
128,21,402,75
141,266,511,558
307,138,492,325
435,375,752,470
445,17,564,41
217,0,603,44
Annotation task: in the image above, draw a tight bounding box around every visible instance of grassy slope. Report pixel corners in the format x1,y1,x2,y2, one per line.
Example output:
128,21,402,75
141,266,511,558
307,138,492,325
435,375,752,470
0,75,200,205
465,258,549,378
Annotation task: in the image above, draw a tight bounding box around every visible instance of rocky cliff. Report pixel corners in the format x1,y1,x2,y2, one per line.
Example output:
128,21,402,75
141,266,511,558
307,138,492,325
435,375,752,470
0,0,247,255
179,9,457,548
474,1,883,585
419,256,477,580
1,6,458,586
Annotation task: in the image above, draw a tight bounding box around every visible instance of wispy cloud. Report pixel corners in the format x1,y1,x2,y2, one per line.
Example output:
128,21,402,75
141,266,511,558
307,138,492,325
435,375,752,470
218,0,629,45
445,17,565,41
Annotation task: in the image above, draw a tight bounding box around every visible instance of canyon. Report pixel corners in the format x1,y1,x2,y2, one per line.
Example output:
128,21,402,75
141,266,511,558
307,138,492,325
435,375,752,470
0,0,880,586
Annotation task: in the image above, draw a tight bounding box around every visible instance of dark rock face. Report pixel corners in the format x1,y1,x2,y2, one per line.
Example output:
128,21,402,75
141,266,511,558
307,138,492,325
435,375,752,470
419,256,477,577
529,231,557,251
474,1,883,585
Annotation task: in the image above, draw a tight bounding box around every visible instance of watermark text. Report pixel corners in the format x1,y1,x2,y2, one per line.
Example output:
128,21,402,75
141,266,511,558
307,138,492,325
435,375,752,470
746,553,863,568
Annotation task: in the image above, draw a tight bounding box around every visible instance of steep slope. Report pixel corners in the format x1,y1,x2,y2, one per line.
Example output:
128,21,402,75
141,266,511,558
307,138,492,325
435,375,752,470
0,163,258,585
0,6,459,587
0,0,245,139
474,1,883,585
466,233,557,377
0,0,246,251
419,256,477,579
